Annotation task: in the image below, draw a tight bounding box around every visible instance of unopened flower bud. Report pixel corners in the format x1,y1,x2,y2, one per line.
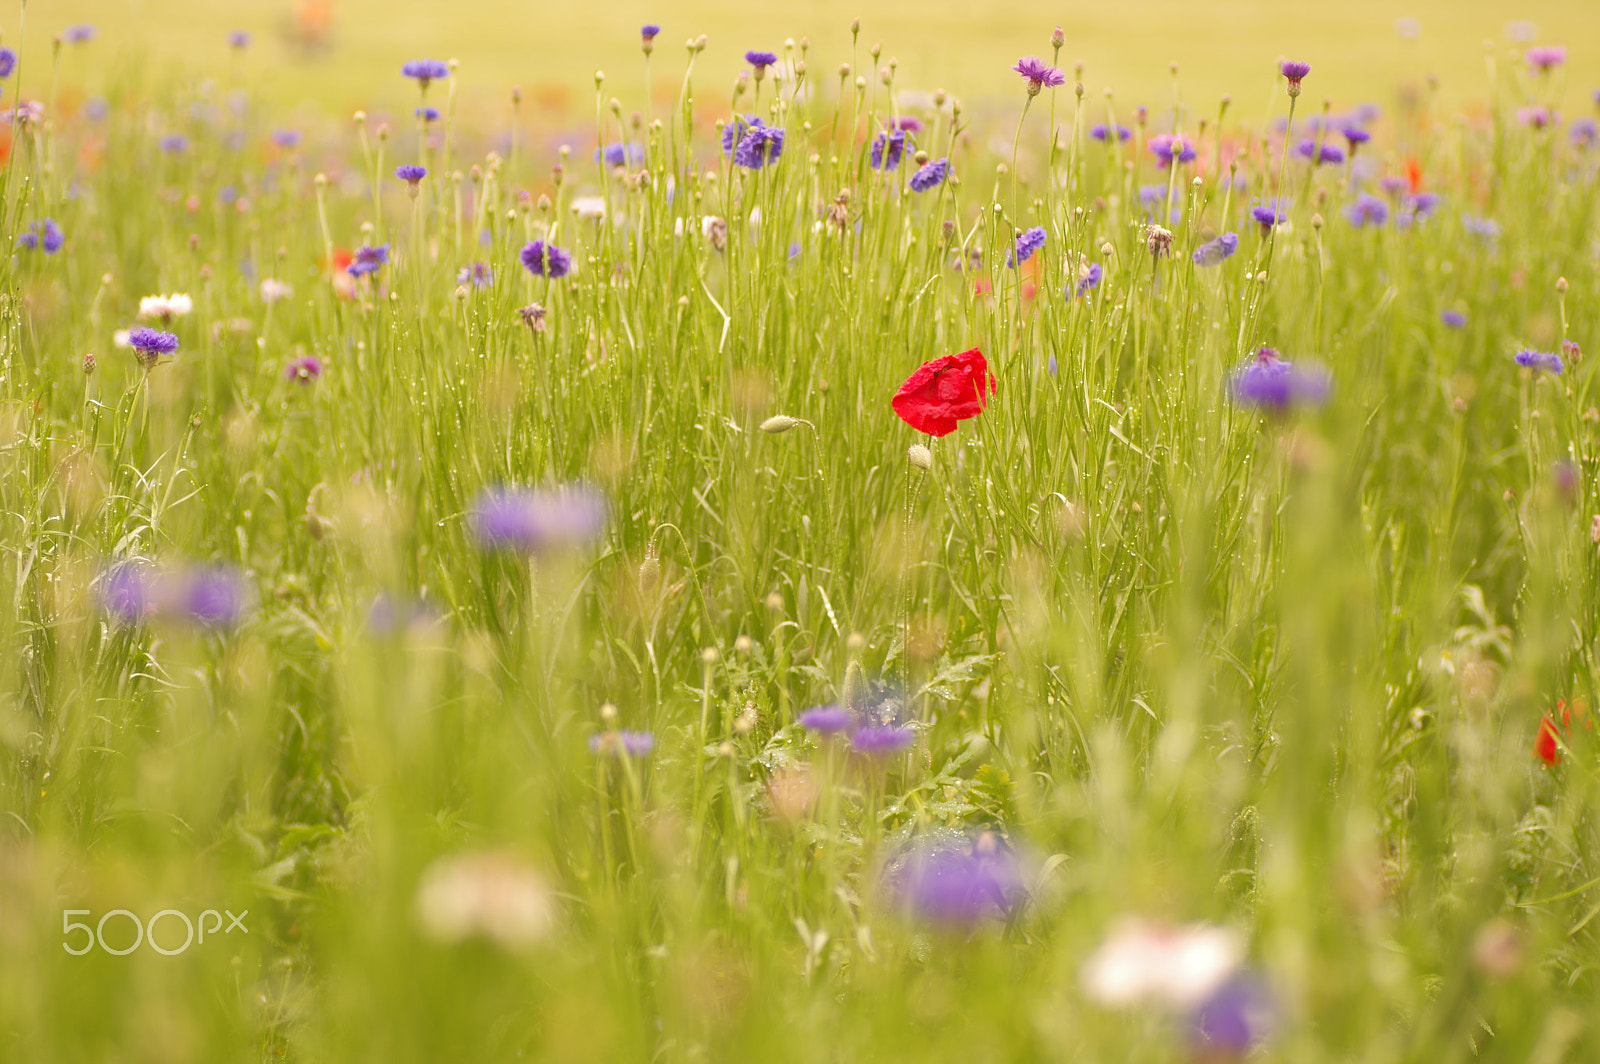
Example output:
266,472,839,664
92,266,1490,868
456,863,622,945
908,443,933,470
761,415,801,434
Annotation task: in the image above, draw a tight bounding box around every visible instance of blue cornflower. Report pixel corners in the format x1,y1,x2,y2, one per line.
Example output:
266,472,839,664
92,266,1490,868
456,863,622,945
394,164,428,184
18,219,64,254
1280,59,1312,95
734,126,785,169
272,129,301,149
641,24,661,40
63,25,96,44
472,485,607,550
1296,139,1345,165
745,50,778,72
402,58,450,89
347,244,391,278
1090,123,1132,142
1192,232,1239,266
457,262,493,288
1189,977,1274,1058
416,106,441,122
893,116,924,133
1148,134,1197,167
520,240,573,278
1342,126,1371,151
851,725,915,755
909,158,949,192
1441,310,1467,329
1463,215,1500,241
1250,204,1287,233
1230,347,1330,410
1514,349,1564,375
227,31,251,50
127,327,180,367
1572,118,1598,149
159,134,189,154
798,705,853,734
1012,57,1066,96
893,835,1026,924
595,142,643,168
721,114,764,156
0,48,15,79
1072,262,1103,298
1007,226,1047,267
870,129,908,171
1345,193,1389,227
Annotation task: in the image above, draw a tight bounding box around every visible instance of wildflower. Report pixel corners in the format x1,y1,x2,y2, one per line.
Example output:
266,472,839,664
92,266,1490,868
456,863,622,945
1081,919,1246,1010
1407,192,1441,219
181,567,250,627
892,348,996,437
1342,126,1372,152
1148,133,1197,167
17,219,64,254
1090,123,1132,142
1441,310,1467,329
571,197,607,221
99,562,158,623
909,158,949,192
721,114,765,156
908,443,934,470
402,58,450,90
1296,139,1345,165
1189,977,1274,1058
227,31,251,50
1007,226,1047,267
1517,106,1555,130
285,355,323,384
1345,193,1389,227
272,129,301,149
851,725,915,755
260,278,294,304
595,142,642,168
159,134,190,154
138,294,194,322
891,833,1026,924
1192,232,1239,266
1012,57,1066,96
734,125,785,169
470,484,608,551
0,48,16,78
893,116,924,133
415,850,556,949
870,129,909,171
394,164,428,185
1527,45,1567,72
1250,205,1286,233
64,25,96,44
517,303,547,333
1072,260,1103,298
457,262,493,288
703,216,728,250
798,705,853,734
1279,59,1312,97
589,730,656,757
641,25,661,52
1146,224,1174,258
346,244,391,278
520,240,572,279
415,106,441,122
745,50,779,78
1536,700,1589,766
1230,347,1331,410
1,100,43,125
1513,349,1564,374
1570,118,1597,148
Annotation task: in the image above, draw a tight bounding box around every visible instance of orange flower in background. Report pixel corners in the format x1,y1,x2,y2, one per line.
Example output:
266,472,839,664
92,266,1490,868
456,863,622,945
1404,156,1424,194
892,348,995,437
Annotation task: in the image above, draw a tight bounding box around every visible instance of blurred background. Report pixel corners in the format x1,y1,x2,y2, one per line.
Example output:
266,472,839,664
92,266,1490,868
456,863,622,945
28,0,1600,118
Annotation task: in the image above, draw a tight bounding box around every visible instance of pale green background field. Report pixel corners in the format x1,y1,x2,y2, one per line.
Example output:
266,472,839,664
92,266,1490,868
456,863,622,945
20,0,1600,118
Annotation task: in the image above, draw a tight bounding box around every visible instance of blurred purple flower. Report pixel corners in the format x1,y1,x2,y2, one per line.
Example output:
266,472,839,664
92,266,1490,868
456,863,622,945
471,484,608,551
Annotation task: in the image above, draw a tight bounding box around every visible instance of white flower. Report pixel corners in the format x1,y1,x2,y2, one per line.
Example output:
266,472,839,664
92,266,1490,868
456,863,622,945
1080,919,1244,1010
571,196,606,221
260,278,293,304
138,293,193,320
112,329,131,349
415,850,556,949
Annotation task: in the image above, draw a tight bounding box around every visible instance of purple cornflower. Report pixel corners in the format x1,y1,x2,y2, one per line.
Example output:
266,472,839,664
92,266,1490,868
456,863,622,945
1250,205,1286,233
520,240,573,278
734,126,785,169
1441,310,1467,329
471,484,608,551
1012,57,1066,96
1517,106,1555,130
227,31,251,50
1378,175,1408,198
99,562,157,623
127,327,180,367
285,355,323,384
272,129,302,149
799,705,854,734
159,134,190,154
1073,262,1104,298
893,835,1026,924
1514,349,1564,374
1463,215,1500,241
1407,192,1441,218
909,158,949,192
1527,45,1567,72
416,106,441,122
1296,139,1345,165
64,25,96,44
641,24,661,42
394,164,428,185
1345,193,1389,227
457,262,493,288
870,129,909,171
590,730,655,758
1007,226,1047,268
1570,118,1598,148
347,244,391,278
1090,123,1133,142
1148,134,1197,167
745,50,778,77
1193,232,1239,266
0,48,14,79
181,567,249,627
1189,977,1274,1058
402,58,450,90
851,725,915,755
1342,126,1371,152
1230,347,1331,410
1280,59,1312,97
18,219,64,254
595,142,642,168
721,114,765,156
893,116,924,133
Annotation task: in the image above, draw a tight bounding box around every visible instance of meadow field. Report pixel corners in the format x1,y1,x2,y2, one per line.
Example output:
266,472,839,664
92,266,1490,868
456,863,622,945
0,3,1598,1063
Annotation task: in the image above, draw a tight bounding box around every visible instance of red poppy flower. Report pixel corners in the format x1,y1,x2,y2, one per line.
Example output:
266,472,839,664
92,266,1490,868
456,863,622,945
1536,715,1563,766
891,348,996,437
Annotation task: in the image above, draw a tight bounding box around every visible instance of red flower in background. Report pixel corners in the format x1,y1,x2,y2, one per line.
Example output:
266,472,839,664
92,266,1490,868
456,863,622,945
1536,699,1590,766
891,348,996,437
